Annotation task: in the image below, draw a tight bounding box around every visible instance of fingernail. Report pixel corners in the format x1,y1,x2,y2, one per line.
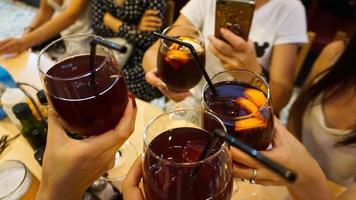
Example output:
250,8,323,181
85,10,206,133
128,92,136,109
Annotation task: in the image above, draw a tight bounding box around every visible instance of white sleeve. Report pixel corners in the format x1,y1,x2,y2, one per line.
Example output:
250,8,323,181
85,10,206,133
180,0,206,29
275,1,308,45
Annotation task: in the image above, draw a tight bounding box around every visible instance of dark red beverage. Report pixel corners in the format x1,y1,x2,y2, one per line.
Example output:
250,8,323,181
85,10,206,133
143,127,232,200
45,54,128,136
203,81,273,150
157,36,205,92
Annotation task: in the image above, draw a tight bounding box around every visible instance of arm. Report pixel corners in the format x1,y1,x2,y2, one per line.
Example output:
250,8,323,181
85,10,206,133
106,0,167,50
23,0,87,47
269,44,298,114
23,0,54,35
0,0,87,55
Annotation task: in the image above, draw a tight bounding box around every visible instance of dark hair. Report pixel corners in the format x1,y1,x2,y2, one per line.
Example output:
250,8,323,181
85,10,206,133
289,33,356,146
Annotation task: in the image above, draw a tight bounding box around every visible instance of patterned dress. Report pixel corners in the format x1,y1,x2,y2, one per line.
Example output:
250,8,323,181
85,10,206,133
90,0,166,101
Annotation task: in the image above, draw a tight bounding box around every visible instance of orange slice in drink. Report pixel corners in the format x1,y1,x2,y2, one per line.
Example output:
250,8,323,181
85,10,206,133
169,43,180,50
235,118,266,131
235,97,259,114
243,88,266,108
164,50,189,70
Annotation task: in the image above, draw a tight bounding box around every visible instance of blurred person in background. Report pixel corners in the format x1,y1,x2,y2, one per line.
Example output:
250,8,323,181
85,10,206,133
0,0,91,56
143,0,307,114
90,0,167,101
288,33,356,187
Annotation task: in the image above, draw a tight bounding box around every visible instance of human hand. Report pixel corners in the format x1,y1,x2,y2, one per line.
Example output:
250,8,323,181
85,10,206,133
208,28,261,74
122,156,145,200
231,117,324,187
138,10,162,32
0,38,29,56
145,68,192,102
37,96,137,200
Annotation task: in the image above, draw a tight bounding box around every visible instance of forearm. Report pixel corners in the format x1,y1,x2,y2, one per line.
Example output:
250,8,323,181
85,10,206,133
269,79,293,114
287,167,335,200
27,10,53,31
104,12,123,33
36,180,84,200
22,11,79,48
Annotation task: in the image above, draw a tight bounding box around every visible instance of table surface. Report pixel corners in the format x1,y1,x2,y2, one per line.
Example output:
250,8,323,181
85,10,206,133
0,51,345,200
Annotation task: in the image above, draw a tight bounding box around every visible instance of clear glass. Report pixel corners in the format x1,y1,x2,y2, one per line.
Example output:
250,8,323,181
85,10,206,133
157,25,205,93
202,69,274,197
37,34,129,137
202,69,274,150
0,160,39,200
143,109,233,200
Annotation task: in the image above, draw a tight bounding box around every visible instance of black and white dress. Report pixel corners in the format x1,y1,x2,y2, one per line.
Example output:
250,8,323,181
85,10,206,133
90,0,167,101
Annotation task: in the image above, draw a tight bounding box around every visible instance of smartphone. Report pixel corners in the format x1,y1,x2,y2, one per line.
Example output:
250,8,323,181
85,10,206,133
215,0,255,41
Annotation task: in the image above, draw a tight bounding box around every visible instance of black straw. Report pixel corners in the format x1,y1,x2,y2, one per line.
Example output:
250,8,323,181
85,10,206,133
212,129,297,182
89,38,128,86
153,32,218,96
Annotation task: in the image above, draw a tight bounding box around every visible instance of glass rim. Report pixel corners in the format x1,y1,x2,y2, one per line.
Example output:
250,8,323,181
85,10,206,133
202,69,271,120
0,160,28,199
143,108,228,167
160,24,205,50
37,34,116,81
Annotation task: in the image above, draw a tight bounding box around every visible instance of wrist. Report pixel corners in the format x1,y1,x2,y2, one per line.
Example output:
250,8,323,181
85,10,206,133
37,176,85,200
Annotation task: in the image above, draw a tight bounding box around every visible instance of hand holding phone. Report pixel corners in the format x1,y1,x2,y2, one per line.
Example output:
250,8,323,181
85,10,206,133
215,0,255,41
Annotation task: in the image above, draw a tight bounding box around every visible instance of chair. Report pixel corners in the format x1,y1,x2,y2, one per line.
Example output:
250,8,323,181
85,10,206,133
294,31,316,80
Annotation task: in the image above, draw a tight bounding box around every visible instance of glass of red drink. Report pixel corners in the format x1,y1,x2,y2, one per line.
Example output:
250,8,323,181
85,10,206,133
202,69,273,151
37,34,129,137
157,25,205,93
37,35,135,181
143,109,233,200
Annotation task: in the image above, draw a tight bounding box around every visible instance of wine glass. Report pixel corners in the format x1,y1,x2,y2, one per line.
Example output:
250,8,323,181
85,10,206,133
143,109,233,200
201,69,274,197
157,25,205,110
37,34,135,181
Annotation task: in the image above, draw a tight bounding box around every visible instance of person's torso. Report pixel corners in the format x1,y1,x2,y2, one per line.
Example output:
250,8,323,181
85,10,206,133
302,93,356,187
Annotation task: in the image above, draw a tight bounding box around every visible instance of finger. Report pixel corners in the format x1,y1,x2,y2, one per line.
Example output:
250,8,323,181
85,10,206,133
231,147,261,168
233,163,283,185
86,97,137,149
220,28,249,52
142,16,162,23
0,38,12,47
0,41,16,55
144,9,159,16
208,35,235,54
141,21,162,28
145,69,164,88
122,156,145,200
209,44,236,69
158,85,192,102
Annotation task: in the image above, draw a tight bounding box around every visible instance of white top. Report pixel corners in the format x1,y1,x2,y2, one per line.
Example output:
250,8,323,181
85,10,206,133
177,0,307,107
302,95,356,187
47,0,92,37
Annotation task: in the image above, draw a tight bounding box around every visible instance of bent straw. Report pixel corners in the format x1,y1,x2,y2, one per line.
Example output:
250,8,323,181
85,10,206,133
153,32,218,96
89,37,127,86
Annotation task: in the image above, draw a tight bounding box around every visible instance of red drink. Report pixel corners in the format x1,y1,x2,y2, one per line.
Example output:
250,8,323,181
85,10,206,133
45,54,128,136
203,81,273,150
157,36,205,92
143,127,232,200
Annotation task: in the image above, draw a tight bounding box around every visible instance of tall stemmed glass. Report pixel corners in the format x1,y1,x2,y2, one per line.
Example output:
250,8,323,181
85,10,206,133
157,25,205,109
37,34,136,181
143,109,233,200
202,69,274,197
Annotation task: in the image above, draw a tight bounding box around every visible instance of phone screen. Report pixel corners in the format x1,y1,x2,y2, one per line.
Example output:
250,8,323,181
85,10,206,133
215,0,255,41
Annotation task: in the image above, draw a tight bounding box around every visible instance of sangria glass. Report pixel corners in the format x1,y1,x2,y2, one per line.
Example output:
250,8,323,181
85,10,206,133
202,69,274,197
157,25,205,109
37,34,134,180
143,109,233,200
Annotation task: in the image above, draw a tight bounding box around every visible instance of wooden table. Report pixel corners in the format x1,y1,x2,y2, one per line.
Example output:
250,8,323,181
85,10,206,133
0,51,344,199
